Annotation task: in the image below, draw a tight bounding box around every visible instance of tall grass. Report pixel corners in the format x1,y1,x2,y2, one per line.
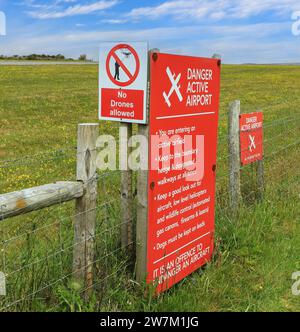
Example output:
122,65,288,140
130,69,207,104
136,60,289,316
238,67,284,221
0,64,299,311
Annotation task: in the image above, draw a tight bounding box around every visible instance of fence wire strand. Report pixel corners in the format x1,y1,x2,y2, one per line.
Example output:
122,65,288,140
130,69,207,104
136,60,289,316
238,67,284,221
0,111,299,312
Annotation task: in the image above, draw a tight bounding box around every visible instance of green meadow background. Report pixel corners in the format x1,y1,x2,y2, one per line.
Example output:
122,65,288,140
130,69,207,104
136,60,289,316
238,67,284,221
0,64,299,311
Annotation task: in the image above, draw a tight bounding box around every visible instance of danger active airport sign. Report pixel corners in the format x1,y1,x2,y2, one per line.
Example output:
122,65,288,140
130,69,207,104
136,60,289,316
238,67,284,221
147,53,221,293
240,112,263,165
99,42,148,124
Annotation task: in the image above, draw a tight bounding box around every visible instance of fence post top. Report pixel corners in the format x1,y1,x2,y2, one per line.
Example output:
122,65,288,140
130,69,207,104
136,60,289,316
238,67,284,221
230,100,240,107
78,123,99,127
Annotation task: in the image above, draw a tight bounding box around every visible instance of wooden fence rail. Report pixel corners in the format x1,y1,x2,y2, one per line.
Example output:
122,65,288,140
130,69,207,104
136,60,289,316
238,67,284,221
0,123,99,301
0,181,84,220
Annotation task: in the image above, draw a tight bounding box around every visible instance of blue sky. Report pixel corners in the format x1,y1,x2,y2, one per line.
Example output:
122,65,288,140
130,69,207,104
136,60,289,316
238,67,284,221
0,0,299,63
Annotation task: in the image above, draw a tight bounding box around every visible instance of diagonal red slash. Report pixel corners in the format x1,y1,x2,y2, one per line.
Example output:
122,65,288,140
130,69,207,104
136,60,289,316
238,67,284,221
112,51,133,80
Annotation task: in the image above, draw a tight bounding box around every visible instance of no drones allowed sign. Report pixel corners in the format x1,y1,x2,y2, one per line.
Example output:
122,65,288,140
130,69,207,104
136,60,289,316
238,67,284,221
99,42,148,124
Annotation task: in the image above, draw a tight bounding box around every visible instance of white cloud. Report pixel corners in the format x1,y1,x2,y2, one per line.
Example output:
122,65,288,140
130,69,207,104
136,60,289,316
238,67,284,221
127,0,300,21
0,11,6,36
1,22,298,64
21,0,53,9
27,0,118,19
101,19,128,24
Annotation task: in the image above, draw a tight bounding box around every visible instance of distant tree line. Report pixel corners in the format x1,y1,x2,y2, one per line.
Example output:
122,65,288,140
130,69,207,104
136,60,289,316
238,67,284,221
0,54,91,61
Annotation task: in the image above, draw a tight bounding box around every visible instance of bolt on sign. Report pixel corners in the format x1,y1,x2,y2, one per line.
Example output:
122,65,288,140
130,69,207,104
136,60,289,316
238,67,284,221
99,42,148,124
147,53,221,293
240,112,263,165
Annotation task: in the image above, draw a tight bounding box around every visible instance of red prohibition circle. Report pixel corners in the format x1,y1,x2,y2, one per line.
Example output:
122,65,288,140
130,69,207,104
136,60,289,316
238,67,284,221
106,44,140,87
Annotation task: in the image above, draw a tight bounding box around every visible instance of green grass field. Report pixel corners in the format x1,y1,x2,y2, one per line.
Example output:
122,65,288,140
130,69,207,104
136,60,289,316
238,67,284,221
0,64,299,312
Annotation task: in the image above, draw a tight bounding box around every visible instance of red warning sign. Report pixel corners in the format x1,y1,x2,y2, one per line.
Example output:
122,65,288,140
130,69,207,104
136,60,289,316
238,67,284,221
240,112,263,165
99,42,148,124
147,53,221,294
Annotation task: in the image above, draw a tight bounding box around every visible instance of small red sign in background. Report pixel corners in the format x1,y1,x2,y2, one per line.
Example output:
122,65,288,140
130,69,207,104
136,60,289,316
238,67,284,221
240,112,263,165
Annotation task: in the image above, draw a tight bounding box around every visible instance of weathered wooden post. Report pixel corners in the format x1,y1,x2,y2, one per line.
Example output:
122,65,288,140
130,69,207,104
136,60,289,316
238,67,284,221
73,123,98,299
135,49,157,283
256,159,264,201
228,100,242,212
256,111,265,202
120,122,133,254
136,123,149,283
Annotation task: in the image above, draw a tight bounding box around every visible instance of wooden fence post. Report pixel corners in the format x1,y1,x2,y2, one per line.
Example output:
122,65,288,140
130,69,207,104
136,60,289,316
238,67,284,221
136,123,149,283
256,159,264,201
73,123,99,299
228,100,242,212
120,122,133,254
136,49,156,283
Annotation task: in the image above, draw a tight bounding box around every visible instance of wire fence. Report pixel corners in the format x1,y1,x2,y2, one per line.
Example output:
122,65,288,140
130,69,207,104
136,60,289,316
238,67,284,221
0,104,299,312
0,168,132,311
